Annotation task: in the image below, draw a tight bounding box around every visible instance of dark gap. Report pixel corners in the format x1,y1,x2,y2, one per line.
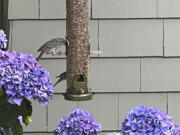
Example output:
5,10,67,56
0,0,2,27
1,0,10,50
77,74,85,82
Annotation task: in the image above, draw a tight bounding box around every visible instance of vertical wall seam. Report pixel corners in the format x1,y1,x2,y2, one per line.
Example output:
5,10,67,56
140,58,142,92
90,0,92,19
97,20,100,57
157,0,159,18
38,0,40,19
163,19,165,57
117,94,120,130
166,93,169,113
46,106,48,131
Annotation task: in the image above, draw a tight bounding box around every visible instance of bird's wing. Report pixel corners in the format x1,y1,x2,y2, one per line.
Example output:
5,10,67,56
37,38,66,52
55,45,66,56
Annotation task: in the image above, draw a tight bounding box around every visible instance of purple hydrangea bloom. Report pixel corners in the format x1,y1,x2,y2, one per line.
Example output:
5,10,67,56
121,106,175,135
0,50,53,105
54,109,102,135
0,30,7,49
172,125,180,135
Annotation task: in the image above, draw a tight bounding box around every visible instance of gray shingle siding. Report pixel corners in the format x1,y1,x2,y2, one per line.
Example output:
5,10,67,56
6,0,180,134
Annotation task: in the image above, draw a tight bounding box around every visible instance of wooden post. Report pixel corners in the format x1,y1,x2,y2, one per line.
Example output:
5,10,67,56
65,0,92,101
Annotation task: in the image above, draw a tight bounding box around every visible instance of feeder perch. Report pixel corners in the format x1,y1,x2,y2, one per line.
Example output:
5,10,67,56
64,0,92,101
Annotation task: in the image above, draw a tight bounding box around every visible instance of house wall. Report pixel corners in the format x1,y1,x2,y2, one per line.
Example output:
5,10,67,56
0,0,2,27
1,0,9,44
6,0,180,134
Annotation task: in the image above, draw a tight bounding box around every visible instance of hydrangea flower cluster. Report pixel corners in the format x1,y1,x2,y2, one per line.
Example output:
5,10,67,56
0,30,7,49
121,106,176,135
172,125,180,135
0,50,53,105
54,109,102,135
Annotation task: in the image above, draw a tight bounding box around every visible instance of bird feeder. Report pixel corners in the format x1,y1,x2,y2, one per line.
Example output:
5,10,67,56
64,0,92,101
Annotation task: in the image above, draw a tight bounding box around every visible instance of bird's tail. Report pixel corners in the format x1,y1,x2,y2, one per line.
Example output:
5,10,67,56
53,80,60,87
36,51,43,61
54,77,64,87
53,72,67,87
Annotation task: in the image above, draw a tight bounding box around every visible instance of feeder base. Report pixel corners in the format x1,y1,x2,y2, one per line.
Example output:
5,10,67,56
64,93,93,101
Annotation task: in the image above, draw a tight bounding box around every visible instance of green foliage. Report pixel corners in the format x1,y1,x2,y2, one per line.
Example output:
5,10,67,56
0,88,32,135
19,98,32,126
11,120,23,135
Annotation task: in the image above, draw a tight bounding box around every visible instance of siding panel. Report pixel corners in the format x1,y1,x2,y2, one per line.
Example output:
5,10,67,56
8,0,39,19
168,94,180,125
91,58,140,92
92,0,157,18
164,20,180,56
40,0,91,19
141,58,180,92
158,0,180,17
79,94,119,130
99,20,163,57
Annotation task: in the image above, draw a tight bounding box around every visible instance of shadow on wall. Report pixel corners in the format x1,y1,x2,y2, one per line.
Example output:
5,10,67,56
0,0,9,49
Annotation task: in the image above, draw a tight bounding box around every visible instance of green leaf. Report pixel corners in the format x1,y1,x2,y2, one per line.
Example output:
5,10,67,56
11,120,23,135
0,100,20,127
19,98,32,126
0,93,8,106
3,128,9,135
0,89,33,133
0,88,7,106
0,96,33,128
0,87,5,97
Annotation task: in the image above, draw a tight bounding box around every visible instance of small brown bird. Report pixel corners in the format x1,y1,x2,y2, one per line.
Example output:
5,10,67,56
54,72,67,87
37,38,68,61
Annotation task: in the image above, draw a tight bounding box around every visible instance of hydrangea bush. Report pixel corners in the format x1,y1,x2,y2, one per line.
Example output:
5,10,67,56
0,29,53,135
54,109,102,135
121,106,177,135
0,50,53,105
0,29,7,50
